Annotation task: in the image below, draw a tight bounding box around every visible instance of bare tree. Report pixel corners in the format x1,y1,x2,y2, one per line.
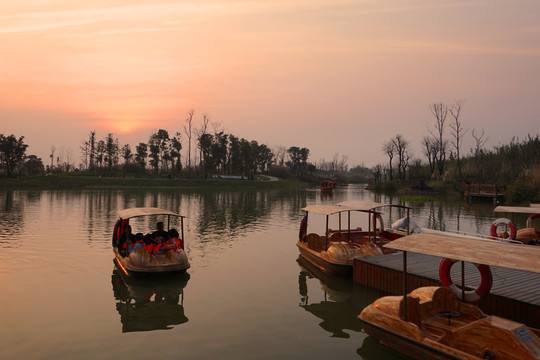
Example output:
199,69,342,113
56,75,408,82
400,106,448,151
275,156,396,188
273,146,287,166
211,120,224,135
391,134,410,181
372,164,383,183
80,141,89,170
183,109,194,172
471,128,488,156
429,102,449,179
382,140,395,180
65,148,73,172
422,136,438,176
449,99,468,178
195,114,210,170
50,145,56,169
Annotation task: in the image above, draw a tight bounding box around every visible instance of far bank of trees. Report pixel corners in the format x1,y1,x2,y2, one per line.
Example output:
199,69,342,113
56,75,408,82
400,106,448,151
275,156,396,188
372,100,540,202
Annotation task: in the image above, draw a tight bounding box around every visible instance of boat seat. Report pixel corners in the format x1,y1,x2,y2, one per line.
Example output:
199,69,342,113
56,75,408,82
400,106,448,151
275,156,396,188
305,233,327,252
400,287,460,328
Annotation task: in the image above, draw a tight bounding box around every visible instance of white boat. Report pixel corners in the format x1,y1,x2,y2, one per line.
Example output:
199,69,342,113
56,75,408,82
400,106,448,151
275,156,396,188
112,207,190,276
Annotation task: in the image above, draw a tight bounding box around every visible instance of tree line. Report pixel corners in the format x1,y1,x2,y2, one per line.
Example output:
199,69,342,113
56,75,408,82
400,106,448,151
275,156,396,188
374,100,540,189
0,110,313,179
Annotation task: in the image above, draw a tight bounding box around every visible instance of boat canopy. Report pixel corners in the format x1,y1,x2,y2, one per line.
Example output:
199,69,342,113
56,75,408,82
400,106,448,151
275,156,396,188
384,233,540,274
117,207,184,220
302,201,410,216
493,205,540,214
301,204,357,216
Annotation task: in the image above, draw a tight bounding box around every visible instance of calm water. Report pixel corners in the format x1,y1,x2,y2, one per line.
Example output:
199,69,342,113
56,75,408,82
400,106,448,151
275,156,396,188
0,185,501,360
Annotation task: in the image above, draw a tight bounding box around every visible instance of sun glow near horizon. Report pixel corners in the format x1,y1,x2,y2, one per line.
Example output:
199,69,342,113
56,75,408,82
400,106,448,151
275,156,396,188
1,1,539,167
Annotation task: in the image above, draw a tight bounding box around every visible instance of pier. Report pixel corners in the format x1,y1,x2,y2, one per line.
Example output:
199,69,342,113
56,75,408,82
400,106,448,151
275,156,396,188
353,252,540,328
464,183,505,202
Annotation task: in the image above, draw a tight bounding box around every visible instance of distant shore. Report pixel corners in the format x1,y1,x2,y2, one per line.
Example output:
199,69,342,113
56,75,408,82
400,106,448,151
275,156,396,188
0,174,308,190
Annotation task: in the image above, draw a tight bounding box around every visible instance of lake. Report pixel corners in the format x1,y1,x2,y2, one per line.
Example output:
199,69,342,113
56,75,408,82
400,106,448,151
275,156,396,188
0,185,502,360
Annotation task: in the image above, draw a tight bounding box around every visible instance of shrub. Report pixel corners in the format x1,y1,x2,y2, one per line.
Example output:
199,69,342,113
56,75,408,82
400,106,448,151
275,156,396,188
505,181,535,205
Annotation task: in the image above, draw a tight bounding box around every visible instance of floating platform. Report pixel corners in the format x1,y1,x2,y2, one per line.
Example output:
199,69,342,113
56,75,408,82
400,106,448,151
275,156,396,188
353,252,540,328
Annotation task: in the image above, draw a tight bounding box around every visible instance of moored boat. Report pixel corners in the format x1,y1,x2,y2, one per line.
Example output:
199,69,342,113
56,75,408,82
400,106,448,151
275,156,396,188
491,204,540,245
112,207,190,276
359,233,540,360
297,201,411,276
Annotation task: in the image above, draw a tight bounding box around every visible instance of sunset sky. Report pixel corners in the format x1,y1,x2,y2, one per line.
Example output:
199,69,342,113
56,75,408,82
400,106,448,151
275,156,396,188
1,0,539,168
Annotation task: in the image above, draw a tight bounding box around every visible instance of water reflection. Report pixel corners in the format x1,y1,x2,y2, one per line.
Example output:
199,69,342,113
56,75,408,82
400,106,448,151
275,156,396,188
111,268,190,332
0,191,24,246
297,256,365,338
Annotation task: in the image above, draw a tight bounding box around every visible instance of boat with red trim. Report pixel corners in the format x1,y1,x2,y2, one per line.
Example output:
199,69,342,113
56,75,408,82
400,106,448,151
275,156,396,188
112,207,190,276
297,201,412,276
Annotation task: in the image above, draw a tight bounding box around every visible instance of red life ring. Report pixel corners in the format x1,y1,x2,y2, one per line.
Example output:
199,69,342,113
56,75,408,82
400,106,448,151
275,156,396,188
299,215,307,241
490,218,517,239
439,258,492,302
526,214,540,228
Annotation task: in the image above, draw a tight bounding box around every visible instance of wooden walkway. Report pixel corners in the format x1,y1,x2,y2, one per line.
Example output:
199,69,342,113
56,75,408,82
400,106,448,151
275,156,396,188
464,184,505,202
353,252,540,328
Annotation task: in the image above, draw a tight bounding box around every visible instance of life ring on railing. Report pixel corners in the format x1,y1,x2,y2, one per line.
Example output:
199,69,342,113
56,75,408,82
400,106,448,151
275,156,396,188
439,258,492,302
526,214,540,228
490,218,517,239
372,213,384,233
299,215,307,241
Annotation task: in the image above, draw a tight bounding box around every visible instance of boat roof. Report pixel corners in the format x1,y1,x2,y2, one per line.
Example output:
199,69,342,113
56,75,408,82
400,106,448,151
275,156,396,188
493,204,540,214
302,201,410,215
384,233,540,274
302,204,355,215
117,207,184,219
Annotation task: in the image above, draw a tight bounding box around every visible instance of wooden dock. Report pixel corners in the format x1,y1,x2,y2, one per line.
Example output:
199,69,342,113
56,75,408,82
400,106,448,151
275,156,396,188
464,184,505,202
353,252,540,328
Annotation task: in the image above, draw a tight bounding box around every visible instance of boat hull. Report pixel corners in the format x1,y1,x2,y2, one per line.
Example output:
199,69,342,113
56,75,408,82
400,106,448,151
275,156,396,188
360,318,473,360
297,242,351,277
114,248,190,276
359,286,540,360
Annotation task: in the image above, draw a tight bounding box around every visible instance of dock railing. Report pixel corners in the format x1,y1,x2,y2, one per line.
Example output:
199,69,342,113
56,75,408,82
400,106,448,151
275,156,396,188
464,184,505,202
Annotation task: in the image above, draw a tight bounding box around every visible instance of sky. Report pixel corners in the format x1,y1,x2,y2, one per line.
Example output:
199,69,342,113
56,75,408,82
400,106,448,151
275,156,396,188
1,0,539,169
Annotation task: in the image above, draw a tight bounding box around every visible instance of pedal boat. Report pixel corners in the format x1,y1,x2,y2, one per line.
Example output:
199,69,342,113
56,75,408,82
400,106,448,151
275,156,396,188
112,207,190,276
297,201,411,276
359,233,540,360
491,204,540,245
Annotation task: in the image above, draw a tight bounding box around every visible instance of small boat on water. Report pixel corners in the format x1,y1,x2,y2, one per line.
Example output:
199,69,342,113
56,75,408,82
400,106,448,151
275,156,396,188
297,201,411,276
112,207,190,276
359,233,540,360
320,180,334,192
491,204,540,245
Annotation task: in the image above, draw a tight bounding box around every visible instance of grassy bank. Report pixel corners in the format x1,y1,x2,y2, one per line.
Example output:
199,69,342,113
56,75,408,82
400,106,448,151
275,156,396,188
0,173,309,190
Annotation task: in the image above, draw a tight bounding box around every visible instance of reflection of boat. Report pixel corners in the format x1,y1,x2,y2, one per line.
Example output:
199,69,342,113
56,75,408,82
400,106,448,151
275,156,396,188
491,204,540,245
297,201,411,276
359,233,540,360
112,207,190,276
297,256,365,338
111,268,189,332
